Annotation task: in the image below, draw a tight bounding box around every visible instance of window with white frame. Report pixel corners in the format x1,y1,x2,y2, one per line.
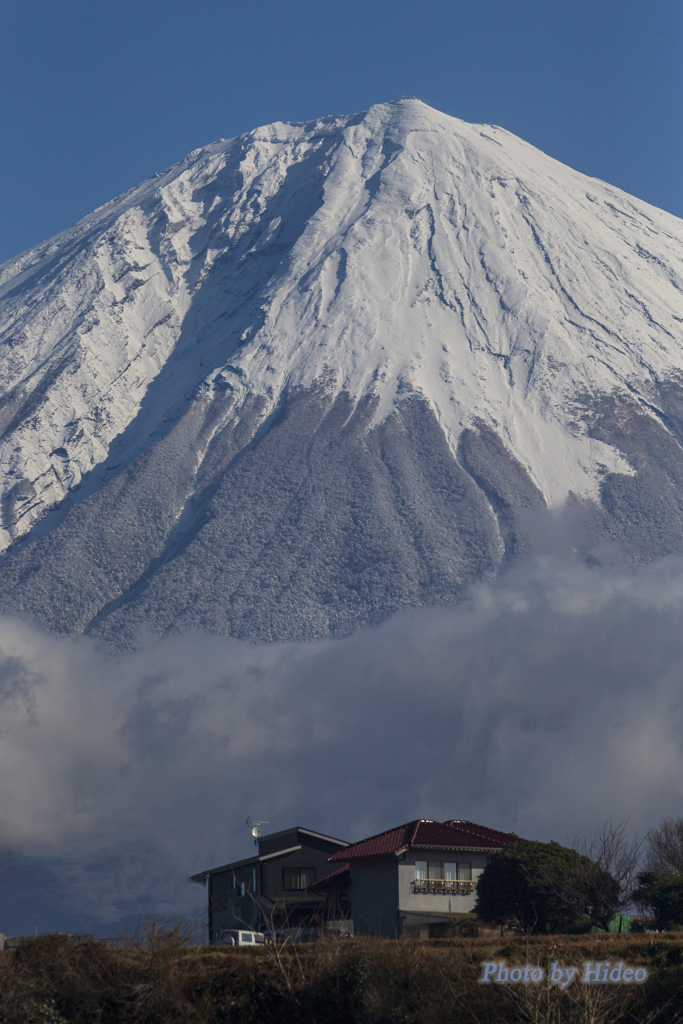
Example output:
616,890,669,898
423,862,472,879
412,860,473,892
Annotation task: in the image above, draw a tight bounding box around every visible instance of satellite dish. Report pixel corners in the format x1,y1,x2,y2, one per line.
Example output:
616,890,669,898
246,817,269,844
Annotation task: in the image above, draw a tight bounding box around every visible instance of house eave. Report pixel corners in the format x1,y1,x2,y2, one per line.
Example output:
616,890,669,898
190,844,305,883
256,826,348,847
410,845,505,854
335,844,505,865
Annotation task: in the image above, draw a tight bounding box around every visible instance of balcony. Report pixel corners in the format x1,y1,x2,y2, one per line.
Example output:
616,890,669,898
411,879,474,895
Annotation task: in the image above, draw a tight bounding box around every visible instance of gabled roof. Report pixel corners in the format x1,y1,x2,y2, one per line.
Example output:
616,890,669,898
190,825,347,883
328,819,517,862
308,863,350,892
257,826,347,846
189,844,303,883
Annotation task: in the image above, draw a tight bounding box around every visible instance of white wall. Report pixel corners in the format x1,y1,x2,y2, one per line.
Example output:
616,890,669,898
397,851,490,915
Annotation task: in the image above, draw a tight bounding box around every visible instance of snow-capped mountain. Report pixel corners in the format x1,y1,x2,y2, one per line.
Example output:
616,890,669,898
0,98,682,647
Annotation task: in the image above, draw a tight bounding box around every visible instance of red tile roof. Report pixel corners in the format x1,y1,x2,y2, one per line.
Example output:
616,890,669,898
308,863,350,892
329,820,517,862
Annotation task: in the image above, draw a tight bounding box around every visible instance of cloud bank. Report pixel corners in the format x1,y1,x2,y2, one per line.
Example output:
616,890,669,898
2,552,683,933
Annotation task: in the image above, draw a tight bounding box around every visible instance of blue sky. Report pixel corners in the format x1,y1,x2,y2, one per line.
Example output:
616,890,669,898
0,0,681,265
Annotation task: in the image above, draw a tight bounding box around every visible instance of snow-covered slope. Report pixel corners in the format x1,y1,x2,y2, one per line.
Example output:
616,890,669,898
0,99,682,645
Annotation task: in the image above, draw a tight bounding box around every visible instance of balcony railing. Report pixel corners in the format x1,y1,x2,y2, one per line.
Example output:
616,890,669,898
411,879,474,895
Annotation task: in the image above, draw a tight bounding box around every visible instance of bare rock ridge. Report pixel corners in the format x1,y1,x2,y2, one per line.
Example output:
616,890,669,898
0,98,682,647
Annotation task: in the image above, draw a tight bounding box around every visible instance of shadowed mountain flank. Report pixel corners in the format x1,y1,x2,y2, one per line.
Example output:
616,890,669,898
3,379,683,650
582,389,683,562
0,389,508,648
458,421,547,559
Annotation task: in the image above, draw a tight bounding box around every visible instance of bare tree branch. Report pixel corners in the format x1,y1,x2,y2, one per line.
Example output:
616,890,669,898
572,820,646,914
645,816,683,875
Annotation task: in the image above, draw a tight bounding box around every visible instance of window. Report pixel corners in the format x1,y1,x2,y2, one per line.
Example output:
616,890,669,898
252,867,257,892
283,866,316,890
412,860,474,893
415,862,472,880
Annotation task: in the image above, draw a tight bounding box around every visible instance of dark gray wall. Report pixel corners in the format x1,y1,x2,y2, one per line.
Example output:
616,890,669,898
349,859,399,938
206,836,341,939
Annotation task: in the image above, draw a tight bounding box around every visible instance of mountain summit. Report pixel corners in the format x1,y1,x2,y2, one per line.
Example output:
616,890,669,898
0,99,682,646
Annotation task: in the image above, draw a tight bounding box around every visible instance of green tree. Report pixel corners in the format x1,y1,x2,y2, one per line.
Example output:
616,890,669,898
632,871,683,930
475,840,620,934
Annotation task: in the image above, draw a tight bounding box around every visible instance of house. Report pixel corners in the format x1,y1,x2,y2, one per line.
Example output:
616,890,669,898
321,818,517,938
190,826,348,943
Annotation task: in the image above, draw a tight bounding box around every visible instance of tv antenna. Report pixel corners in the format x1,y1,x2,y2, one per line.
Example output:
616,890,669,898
246,817,270,843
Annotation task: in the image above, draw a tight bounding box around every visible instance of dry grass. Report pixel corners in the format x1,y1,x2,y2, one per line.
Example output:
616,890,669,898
0,929,682,1024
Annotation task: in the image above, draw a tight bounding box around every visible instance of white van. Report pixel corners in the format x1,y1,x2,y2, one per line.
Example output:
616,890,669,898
261,927,322,945
218,929,265,946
